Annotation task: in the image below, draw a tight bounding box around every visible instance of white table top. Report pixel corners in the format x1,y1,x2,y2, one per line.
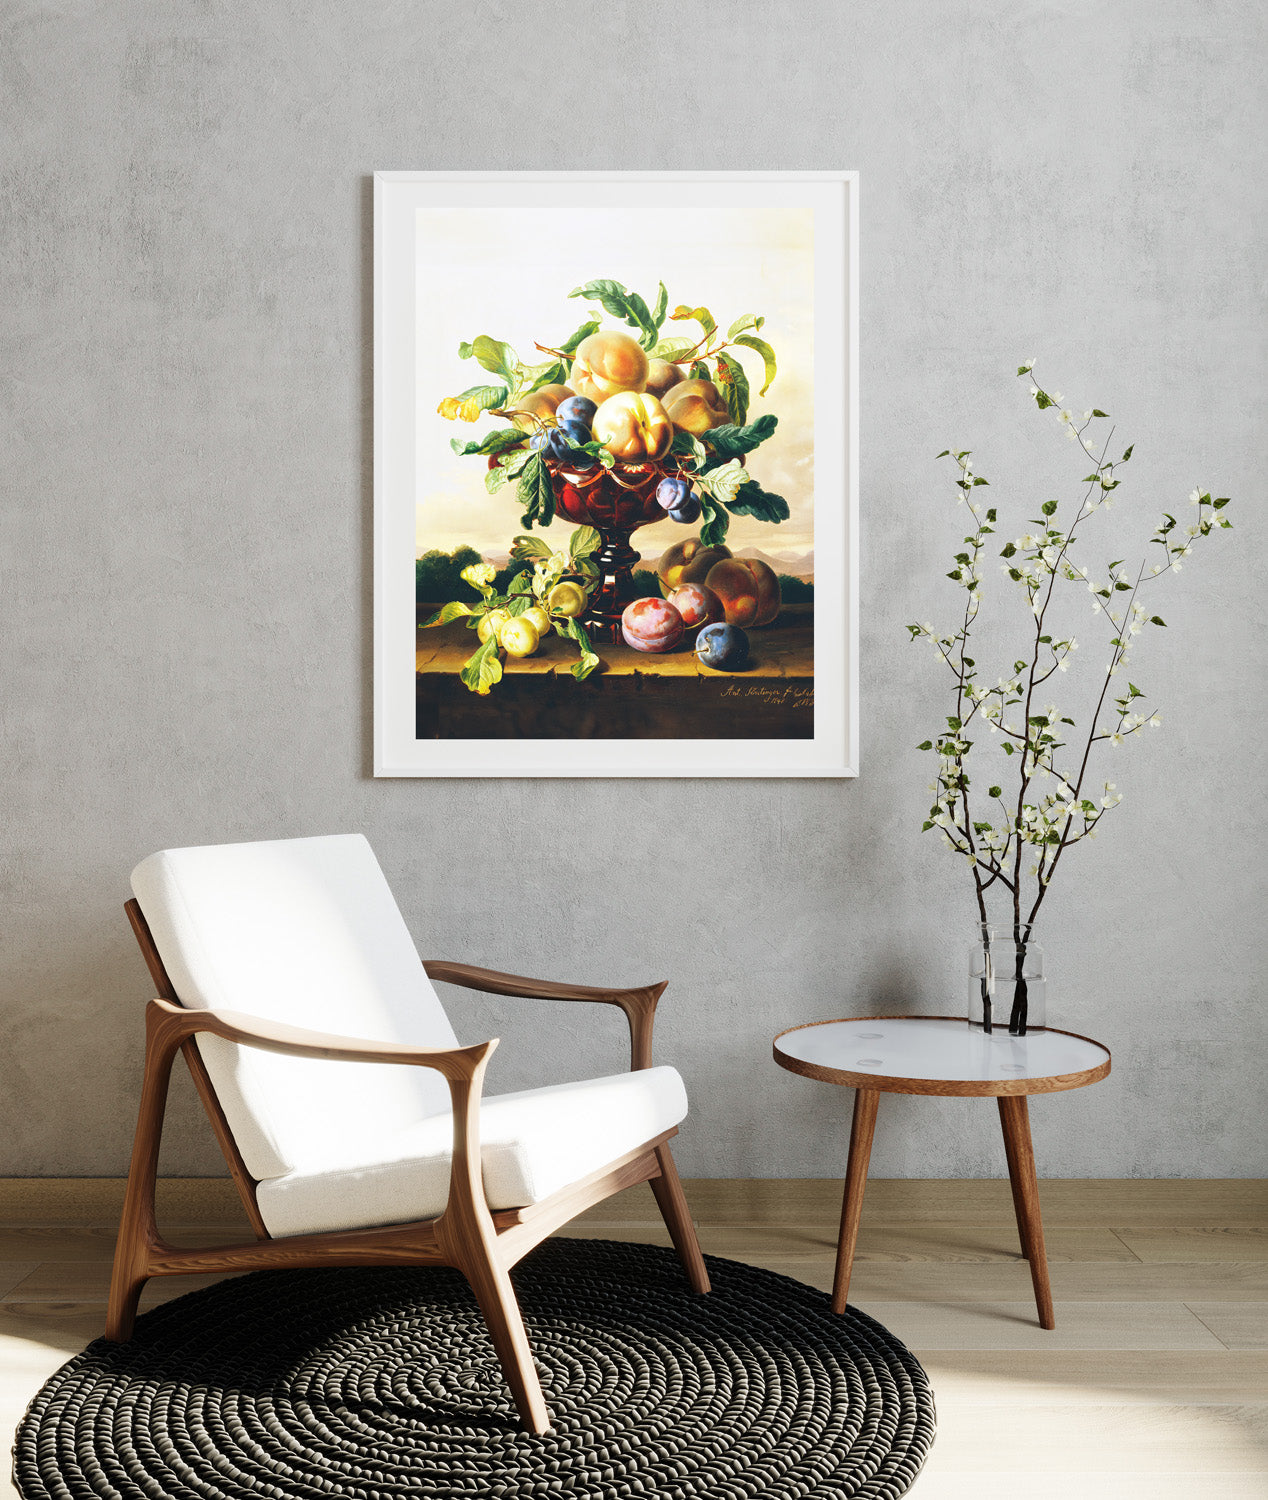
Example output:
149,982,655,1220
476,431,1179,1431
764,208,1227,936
773,1016,1110,1096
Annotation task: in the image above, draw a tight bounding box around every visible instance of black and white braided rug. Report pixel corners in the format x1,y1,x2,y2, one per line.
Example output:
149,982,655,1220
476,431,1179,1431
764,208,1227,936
13,1238,935,1499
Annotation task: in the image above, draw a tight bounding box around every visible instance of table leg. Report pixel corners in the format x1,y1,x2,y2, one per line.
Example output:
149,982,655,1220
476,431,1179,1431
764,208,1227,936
831,1087,879,1315
997,1094,1055,1330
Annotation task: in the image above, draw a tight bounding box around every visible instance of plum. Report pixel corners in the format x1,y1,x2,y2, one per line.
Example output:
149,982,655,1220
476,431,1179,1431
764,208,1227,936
555,395,597,429
695,622,749,670
510,385,573,433
669,493,702,524
656,476,692,511
668,583,724,629
621,596,684,653
530,429,570,461
558,418,593,448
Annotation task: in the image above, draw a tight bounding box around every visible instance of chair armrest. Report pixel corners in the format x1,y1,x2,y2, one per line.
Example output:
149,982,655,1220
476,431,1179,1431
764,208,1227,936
138,998,497,1230
423,962,666,1071
145,996,495,1081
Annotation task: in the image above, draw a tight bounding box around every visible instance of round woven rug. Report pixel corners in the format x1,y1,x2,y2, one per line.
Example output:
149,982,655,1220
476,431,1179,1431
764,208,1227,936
13,1238,935,1499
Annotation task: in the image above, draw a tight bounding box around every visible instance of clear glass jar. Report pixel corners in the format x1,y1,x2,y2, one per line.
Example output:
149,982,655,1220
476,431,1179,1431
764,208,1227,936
969,924,1046,1035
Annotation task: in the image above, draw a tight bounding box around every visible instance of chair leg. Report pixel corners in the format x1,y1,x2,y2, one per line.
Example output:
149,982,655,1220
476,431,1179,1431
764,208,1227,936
650,1141,711,1294
461,1253,551,1434
105,1259,147,1343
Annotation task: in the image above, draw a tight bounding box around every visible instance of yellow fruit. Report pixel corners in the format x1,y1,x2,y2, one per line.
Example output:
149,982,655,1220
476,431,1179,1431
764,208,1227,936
523,604,552,637
508,384,573,433
498,616,540,658
662,377,730,435
569,332,648,404
592,391,673,460
547,581,588,618
477,607,511,644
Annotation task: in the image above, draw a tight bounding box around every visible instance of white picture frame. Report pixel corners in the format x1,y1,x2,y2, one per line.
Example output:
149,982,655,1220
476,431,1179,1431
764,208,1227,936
374,170,858,777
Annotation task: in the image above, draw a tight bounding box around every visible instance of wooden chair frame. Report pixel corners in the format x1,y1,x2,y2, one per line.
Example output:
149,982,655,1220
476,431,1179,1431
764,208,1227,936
108,899,710,1434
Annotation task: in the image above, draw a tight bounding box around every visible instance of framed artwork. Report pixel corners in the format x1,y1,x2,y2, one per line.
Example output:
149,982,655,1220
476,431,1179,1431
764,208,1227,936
374,170,858,776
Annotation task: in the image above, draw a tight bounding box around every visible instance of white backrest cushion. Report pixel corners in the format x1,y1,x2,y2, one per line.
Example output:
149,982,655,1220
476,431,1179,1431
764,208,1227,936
131,834,459,1182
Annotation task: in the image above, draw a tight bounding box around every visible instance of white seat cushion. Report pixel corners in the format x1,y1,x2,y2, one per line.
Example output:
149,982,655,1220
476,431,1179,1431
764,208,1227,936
255,1065,688,1237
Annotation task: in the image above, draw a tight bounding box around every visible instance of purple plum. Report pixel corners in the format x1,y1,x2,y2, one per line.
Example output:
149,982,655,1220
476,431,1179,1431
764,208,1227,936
555,395,597,429
656,476,693,512
621,597,685,653
695,622,750,670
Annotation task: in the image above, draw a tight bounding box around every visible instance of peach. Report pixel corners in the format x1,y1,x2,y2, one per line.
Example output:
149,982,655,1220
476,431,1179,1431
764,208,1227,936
645,359,686,399
704,557,781,627
657,538,732,596
592,391,673,461
662,377,730,435
509,384,574,433
569,331,649,404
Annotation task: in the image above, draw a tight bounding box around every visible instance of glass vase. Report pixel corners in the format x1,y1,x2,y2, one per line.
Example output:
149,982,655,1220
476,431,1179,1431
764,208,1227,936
969,924,1046,1036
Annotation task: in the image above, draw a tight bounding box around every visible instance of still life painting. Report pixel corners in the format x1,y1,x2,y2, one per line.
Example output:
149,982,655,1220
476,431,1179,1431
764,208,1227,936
374,172,856,777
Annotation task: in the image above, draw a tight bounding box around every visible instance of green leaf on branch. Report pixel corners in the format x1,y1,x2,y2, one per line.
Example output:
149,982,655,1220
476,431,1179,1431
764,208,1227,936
1092,409,1109,418
485,462,514,495
1150,615,1167,626
451,427,526,458
511,533,553,564
651,281,668,329
459,635,503,696
459,335,519,386
672,430,709,470
558,319,601,356
1042,500,1058,515
727,313,766,340
523,360,568,392
706,415,779,457
569,525,601,560
733,334,777,395
1122,444,1134,461
421,600,475,628
690,359,710,381
516,453,555,529
670,303,717,339
568,280,658,347
935,449,950,458
988,785,1002,798
555,616,601,681
727,479,790,523
695,460,747,507
714,352,750,426
649,336,699,363
698,496,730,548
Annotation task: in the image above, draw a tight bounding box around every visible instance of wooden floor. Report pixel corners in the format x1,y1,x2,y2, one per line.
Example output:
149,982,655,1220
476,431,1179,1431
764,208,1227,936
2,1178,1265,1498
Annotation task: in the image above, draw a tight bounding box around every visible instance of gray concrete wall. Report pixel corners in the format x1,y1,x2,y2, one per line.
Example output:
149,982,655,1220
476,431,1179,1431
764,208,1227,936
2,1,1264,1178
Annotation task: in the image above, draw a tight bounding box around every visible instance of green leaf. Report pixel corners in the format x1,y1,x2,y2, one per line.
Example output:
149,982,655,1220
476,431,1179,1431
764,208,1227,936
706,415,778,457
569,525,601,560
1041,500,1058,515
451,427,526,458
935,449,950,458
558,319,601,356
694,459,747,507
726,312,765,340
1034,391,1053,409
421,600,474,628
714,351,750,426
649,336,699,363
698,496,730,548
732,334,777,395
485,463,513,495
651,281,668,329
1150,615,1167,626
516,453,555,529
1213,496,1230,509
670,303,717,339
459,635,504,696
522,360,568,392
1092,409,1109,418
568,279,658,347
555,616,601,681
726,479,790,524
463,334,518,385
673,430,709,470
511,533,553,564
1122,444,1134,461
988,786,1002,798
917,741,933,751
972,476,990,486
1003,742,1015,756
689,359,710,381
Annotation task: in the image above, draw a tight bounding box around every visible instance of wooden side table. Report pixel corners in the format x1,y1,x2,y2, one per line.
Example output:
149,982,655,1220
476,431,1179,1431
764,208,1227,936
773,1016,1111,1330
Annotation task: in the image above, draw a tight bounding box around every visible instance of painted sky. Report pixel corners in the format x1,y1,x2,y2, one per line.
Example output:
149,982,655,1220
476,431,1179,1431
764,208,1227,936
414,202,815,563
